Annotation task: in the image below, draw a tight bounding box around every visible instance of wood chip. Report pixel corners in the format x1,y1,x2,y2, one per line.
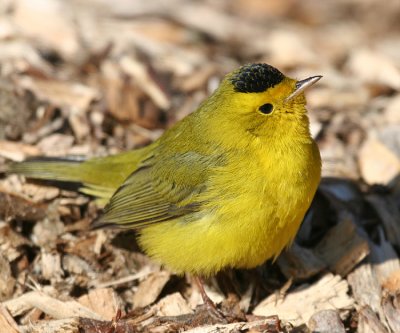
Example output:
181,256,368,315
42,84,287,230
253,274,354,326
184,318,282,333
17,76,99,111
308,309,345,333
179,65,216,92
0,140,40,161
19,183,60,203
314,215,370,276
92,266,154,289
62,254,97,279
120,56,170,110
348,263,388,329
0,305,19,333
0,190,47,221
357,305,388,333
40,250,63,281
346,49,400,90
383,94,400,124
36,133,75,156
32,211,65,247
382,270,400,293
78,288,122,320
69,110,90,141
19,317,80,333
132,271,171,309
381,292,400,333
13,0,80,58
359,137,400,185
2,2,400,332
3,291,102,320
259,30,317,67
154,292,193,317
0,223,31,262
101,60,162,128
278,242,326,280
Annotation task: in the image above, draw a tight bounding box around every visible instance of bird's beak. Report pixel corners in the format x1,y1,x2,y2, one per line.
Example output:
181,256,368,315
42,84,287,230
285,75,322,102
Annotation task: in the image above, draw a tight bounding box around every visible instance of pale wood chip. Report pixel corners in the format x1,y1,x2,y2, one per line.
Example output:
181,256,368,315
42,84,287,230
68,111,90,141
120,56,170,110
14,0,80,58
383,94,400,124
358,305,388,333
258,30,317,67
253,274,354,326
184,318,282,333
359,137,400,185
62,254,97,279
20,307,43,326
58,196,89,206
20,183,60,202
348,263,391,331
91,266,154,289
346,49,400,90
179,65,216,92
93,230,107,255
132,271,171,309
32,211,65,247
153,292,193,317
0,19,16,40
0,140,40,161
0,223,31,262
17,76,99,111
0,305,19,333
36,134,75,157
100,60,149,125
0,40,52,74
168,2,265,43
3,291,102,320
348,264,382,313
40,250,63,281
23,117,65,145
381,292,400,333
78,288,123,320
0,175,60,204
306,83,369,110
19,317,80,333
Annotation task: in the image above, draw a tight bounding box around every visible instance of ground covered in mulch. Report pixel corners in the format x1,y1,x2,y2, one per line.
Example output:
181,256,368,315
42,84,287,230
0,0,400,332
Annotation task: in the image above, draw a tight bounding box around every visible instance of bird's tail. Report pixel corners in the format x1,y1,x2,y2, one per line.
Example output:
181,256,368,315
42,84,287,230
8,146,154,204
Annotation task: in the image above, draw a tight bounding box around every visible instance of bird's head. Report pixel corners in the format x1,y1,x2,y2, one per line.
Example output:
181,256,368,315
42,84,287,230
207,63,321,141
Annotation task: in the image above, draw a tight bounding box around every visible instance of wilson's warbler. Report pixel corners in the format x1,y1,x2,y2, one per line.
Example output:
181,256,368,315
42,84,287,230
10,63,321,313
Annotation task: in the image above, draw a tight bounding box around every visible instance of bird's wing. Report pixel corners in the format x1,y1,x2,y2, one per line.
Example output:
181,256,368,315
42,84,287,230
92,150,224,229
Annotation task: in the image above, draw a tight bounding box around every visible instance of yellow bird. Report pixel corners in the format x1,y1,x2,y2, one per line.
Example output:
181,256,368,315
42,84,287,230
10,63,322,315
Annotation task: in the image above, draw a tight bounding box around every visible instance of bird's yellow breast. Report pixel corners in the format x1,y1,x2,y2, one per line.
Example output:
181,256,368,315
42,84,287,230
138,139,321,276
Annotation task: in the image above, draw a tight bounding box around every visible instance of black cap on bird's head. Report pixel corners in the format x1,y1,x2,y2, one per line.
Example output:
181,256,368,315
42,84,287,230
230,63,285,93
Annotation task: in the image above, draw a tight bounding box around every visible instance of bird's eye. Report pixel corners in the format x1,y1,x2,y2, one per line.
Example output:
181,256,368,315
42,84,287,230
259,103,273,115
